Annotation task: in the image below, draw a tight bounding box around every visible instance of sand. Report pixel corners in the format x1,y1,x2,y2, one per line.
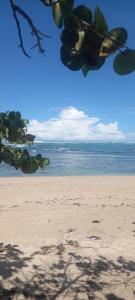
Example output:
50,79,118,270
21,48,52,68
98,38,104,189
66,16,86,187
0,176,135,299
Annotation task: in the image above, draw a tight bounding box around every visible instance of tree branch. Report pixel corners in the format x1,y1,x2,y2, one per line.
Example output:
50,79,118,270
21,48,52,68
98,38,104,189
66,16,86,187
9,0,51,57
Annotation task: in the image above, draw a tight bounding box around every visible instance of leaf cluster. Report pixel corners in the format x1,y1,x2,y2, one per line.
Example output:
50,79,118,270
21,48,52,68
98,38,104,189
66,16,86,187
0,111,49,173
41,0,135,76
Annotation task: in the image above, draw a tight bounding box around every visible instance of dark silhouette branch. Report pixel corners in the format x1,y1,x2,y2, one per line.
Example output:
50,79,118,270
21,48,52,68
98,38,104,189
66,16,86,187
9,0,51,57
10,0,30,57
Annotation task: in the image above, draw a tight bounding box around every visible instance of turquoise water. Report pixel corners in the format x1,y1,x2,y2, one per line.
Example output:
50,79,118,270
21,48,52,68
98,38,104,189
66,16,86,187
1,142,135,176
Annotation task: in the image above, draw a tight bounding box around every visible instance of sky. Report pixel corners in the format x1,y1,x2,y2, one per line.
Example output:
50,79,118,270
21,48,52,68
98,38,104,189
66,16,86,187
0,0,135,142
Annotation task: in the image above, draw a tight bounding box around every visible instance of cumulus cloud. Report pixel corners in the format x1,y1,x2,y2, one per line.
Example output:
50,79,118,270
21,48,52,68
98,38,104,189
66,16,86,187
28,106,125,142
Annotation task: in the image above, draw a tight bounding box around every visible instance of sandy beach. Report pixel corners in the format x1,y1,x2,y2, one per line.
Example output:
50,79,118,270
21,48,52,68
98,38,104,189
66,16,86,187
0,176,135,299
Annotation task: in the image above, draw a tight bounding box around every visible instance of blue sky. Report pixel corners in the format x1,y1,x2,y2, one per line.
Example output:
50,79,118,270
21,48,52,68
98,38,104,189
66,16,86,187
0,0,135,141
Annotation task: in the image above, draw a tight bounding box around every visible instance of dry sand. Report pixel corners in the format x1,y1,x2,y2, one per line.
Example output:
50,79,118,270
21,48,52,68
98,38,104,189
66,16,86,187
0,176,135,299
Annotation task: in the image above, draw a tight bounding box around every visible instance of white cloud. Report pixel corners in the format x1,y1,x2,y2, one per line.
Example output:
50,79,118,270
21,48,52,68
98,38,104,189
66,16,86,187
28,106,126,142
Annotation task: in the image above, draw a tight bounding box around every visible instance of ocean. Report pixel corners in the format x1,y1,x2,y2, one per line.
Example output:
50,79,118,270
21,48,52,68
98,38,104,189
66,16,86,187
1,142,135,176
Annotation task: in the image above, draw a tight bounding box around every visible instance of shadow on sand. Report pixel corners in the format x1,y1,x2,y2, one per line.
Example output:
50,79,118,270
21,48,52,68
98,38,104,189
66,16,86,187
0,242,135,299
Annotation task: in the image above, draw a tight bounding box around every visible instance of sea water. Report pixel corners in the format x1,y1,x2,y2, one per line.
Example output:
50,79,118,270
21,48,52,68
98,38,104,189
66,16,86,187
1,142,135,176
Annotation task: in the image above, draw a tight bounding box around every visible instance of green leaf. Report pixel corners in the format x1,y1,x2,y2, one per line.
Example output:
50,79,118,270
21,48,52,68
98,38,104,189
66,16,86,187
40,0,52,6
84,29,103,54
81,63,90,77
90,57,105,70
61,29,79,51
43,158,50,165
68,56,84,70
113,49,135,75
94,6,108,34
60,0,74,19
99,38,116,57
68,55,84,70
83,29,104,69
20,157,38,174
60,46,73,66
52,2,63,29
110,27,128,47
60,47,83,71
99,28,128,57
75,31,85,52
64,15,79,32
83,52,105,70
24,134,35,145
73,5,92,24
36,155,49,167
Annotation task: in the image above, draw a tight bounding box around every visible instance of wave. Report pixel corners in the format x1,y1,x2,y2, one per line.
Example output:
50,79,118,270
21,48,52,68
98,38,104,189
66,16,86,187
10,144,26,148
34,140,46,144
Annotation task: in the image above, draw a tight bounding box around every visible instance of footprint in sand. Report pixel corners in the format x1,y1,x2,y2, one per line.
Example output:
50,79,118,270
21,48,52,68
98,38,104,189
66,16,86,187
67,228,76,233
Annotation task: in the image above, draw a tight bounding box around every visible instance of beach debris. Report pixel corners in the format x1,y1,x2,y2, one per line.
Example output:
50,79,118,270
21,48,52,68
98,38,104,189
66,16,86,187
92,220,100,223
88,236,101,240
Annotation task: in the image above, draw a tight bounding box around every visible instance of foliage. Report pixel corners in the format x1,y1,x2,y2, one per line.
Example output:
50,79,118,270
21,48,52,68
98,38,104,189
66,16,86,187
0,112,49,173
113,50,135,75
8,0,135,76
41,0,135,76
